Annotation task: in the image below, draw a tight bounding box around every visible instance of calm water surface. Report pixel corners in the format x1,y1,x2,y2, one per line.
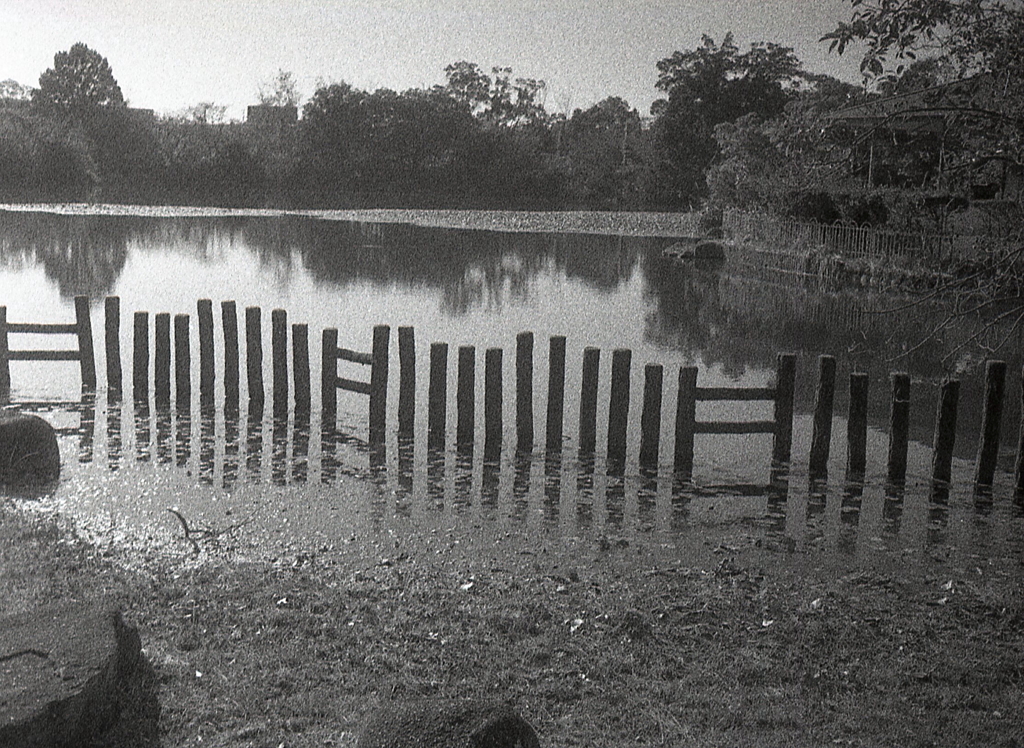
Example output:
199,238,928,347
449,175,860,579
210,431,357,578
1,209,1021,576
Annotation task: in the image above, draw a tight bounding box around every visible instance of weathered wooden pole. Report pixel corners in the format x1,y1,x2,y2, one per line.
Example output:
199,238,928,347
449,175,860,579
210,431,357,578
579,347,600,455
154,312,171,406
428,342,448,451
197,299,215,408
808,355,836,478
931,378,960,485
607,349,632,463
292,323,310,417
221,301,239,409
321,328,338,424
132,311,149,402
772,354,796,464
484,347,503,459
545,335,566,451
74,296,96,390
887,373,911,485
457,345,476,448
516,332,534,451
1015,364,1024,498
398,326,415,437
674,366,698,477
639,363,663,468
245,306,263,408
104,296,121,396
0,307,9,402
174,314,190,408
974,359,1007,487
369,324,390,445
847,372,869,476
272,309,288,420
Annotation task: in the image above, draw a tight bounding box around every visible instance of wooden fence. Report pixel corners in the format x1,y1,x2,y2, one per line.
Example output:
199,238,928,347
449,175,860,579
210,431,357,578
3,296,1024,494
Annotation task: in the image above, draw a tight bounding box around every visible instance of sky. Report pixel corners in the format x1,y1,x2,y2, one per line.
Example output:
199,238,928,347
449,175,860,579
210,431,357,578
1,0,866,120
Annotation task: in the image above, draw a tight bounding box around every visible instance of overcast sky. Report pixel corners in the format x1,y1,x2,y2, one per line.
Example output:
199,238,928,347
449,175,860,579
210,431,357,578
1,0,865,120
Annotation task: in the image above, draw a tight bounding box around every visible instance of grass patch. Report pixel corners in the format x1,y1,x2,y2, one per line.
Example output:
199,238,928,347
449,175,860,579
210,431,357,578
2,503,1023,747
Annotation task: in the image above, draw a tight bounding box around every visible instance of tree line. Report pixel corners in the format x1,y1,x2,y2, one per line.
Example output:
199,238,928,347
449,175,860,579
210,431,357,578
2,1,1021,219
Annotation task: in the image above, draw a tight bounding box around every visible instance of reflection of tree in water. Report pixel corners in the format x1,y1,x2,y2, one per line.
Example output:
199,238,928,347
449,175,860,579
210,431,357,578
0,211,132,298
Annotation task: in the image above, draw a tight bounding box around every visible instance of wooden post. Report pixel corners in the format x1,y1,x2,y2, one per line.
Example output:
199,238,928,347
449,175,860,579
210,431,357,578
292,324,310,417
1015,364,1024,497
0,306,9,402
174,314,190,408
931,378,960,485
674,366,697,477
428,342,448,450
132,312,148,402
154,313,171,406
197,299,215,408
607,349,631,463
974,360,1007,487
222,301,239,408
808,355,836,478
104,296,121,396
772,354,796,464
245,306,263,407
369,324,390,444
321,328,338,424
516,331,534,451
639,363,663,468
272,309,288,420
457,346,475,447
887,373,911,485
579,347,600,455
847,372,869,476
484,347,503,459
398,326,415,437
545,335,566,451
74,296,96,390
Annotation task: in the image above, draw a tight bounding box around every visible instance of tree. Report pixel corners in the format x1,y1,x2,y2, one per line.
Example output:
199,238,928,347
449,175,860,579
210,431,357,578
0,79,34,103
651,34,806,207
33,43,125,113
444,61,549,127
258,69,300,107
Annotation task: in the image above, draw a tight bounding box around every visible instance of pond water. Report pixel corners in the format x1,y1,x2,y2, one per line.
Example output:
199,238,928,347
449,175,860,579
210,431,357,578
1,208,1022,577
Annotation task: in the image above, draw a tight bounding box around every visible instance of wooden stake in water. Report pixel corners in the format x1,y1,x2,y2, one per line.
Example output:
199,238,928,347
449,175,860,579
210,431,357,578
457,346,476,447
579,347,600,455
607,349,632,463
292,324,310,417
74,296,96,390
104,296,121,396
132,311,148,402
847,372,869,477
974,359,1007,488
321,328,338,424
772,354,796,464
931,378,960,485
640,363,663,468
546,335,566,452
369,325,390,445
398,326,415,437
154,313,171,406
198,299,215,408
272,309,288,420
674,366,698,477
0,307,9,402
222,301,239,409
484,347,503,459
1015,364,1024,498
174,314,190,409
887,373,911,485
808,355,836,478
428,342,448,451
516,332,534,451
245,307,263,407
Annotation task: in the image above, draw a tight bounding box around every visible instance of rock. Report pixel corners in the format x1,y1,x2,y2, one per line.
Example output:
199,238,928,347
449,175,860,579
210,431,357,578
0,602,141,748
356,698,541,748
0,412,60,486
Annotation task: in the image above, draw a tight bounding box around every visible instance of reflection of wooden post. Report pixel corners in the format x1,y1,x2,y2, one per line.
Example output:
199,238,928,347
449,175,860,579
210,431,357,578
545,335,566,451
369,324,390,444
457,346,475,447
887,373,911,485
674,366,697,477
428,342,448,450
772,354,796,464
639,363,663,468
198,299,215,408
931,378,960,485
607,349,631,463
0,306,9,402
974,360,1007,487
292,324,310,417
132,312,149,402
847,373,869,476
398,326,415,437
579,348,600,455
272,309,288,420
246,307,263,407
74,296,96,390
222,301,239,408
516,332,534,451
104,296,121,396
484,348,502,459
808,355,836,478
321,328,338,424
174,314,190,408
154,313,171,406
